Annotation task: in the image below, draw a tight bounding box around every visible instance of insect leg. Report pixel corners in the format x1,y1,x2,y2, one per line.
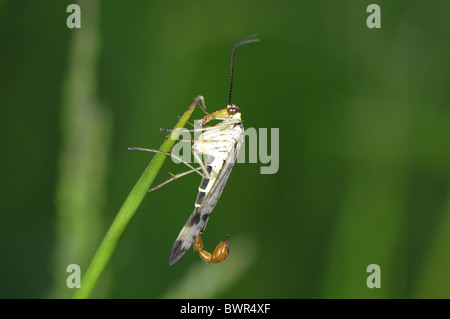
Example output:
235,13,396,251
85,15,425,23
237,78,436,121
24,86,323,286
196,95,209,115
148,167,202,193
160,127,212,133
177,115,195,127
164,135,193,143
192,150,211,179
128,147,206,179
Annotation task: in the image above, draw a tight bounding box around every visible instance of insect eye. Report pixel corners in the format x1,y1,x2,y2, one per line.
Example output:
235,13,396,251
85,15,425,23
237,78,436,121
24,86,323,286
227,105,240,115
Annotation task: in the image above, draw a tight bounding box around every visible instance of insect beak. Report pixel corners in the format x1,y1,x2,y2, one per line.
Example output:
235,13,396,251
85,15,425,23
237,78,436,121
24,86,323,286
199,108,234,126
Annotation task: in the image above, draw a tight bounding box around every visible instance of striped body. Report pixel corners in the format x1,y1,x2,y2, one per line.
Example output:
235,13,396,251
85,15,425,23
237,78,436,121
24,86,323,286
168,108,244,265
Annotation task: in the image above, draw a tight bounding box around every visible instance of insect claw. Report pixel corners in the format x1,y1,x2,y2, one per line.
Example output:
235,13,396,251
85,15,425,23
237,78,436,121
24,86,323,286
194,234,230,263
210,235,230,263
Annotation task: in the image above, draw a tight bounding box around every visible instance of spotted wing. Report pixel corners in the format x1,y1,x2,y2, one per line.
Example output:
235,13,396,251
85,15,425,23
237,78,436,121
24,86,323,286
168,131,244,265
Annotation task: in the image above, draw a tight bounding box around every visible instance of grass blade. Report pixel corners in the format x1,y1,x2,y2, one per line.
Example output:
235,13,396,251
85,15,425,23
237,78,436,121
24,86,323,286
73,98,199,298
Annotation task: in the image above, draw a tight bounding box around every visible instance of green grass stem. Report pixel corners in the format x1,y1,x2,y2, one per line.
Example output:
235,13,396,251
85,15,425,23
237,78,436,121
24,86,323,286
72,98,199,298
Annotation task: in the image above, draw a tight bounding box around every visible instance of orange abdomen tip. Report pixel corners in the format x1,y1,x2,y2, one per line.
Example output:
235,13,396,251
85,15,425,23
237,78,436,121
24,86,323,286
210,235,230,263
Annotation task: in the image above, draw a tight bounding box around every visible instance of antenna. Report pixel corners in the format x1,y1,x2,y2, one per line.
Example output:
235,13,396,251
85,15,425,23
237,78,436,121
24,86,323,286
228,34,259,105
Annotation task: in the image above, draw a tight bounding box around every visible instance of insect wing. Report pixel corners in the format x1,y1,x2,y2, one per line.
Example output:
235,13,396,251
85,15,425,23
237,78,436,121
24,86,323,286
168,127,244,265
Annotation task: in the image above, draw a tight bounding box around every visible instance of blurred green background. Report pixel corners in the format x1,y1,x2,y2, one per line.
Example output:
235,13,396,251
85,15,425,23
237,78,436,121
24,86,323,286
1,0,449,298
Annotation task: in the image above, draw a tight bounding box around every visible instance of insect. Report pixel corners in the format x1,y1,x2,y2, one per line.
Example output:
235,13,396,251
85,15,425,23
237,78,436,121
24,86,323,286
130,34,259,265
